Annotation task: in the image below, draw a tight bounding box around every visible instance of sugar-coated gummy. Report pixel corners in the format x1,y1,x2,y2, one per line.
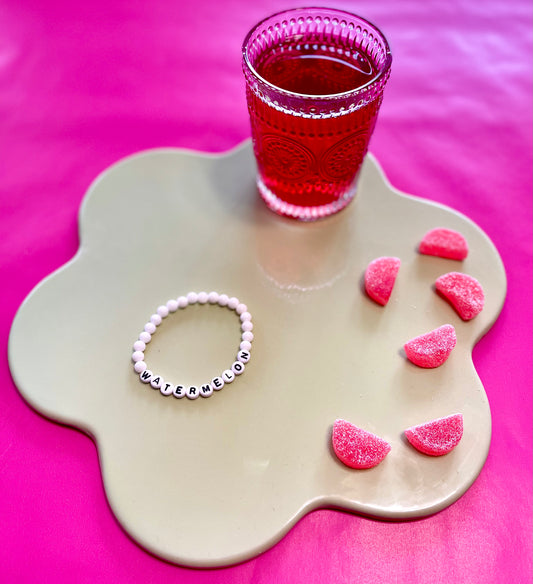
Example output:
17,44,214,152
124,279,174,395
419,228,468,260
332,419,391,469
405,414,463,456
404,324,456,368
435,272,485,320
364,256,401,306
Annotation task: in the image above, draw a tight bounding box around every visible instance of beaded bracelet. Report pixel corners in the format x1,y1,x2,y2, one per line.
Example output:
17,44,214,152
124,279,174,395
131,291,253,400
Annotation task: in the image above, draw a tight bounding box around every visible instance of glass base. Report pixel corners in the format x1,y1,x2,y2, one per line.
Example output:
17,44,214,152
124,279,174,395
257,178,356,221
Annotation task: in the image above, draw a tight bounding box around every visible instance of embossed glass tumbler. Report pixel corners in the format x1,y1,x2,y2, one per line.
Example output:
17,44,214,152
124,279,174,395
242,7,392,220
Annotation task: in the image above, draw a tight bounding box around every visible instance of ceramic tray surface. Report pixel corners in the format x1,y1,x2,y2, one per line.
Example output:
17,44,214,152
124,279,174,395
9,141,506,567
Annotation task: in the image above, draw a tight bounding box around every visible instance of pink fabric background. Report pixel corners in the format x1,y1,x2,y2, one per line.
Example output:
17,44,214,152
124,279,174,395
1,0,531,581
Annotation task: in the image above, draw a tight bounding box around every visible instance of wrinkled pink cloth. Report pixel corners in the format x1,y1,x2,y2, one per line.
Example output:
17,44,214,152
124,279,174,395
1,1,531,582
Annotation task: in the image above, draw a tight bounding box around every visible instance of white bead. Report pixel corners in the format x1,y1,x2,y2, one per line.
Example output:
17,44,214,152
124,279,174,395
186,385,200,400
133,340,146,352
237,350,251,363
187,292,198,304
177,296,188,308
208,291,219,304
150,313,162,326
134,361,147,373
157,305,169,318
228,297,239,309
197,291,208,304
167,299,178,312
139,331,151,343
211,376,224,391
218,294,229,306
173,384,186,399
160,381,174,396
132,351,144,362
236,303,247,315
240,311,252,322
139,369,153,383
199,383,213,398
241,320,253,332
239,340,252,351
242,331,254,342
231,361,245,376
222,369,235,384
144,322,156,334
150,375,164,389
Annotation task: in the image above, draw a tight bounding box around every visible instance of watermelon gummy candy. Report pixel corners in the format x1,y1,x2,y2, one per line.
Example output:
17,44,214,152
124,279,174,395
364,256,401,306
405,414,463,456
419,228,468,260
435,272,484,321
332,419,391,469
404,324,457,368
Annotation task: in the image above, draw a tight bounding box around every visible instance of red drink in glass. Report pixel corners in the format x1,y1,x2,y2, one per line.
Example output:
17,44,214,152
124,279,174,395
242,8,392,220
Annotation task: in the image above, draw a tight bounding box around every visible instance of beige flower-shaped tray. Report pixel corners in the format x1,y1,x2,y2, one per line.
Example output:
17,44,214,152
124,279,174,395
8,141,506,567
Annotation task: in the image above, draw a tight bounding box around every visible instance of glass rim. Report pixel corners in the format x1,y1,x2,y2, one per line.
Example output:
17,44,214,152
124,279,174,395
242,6,392,102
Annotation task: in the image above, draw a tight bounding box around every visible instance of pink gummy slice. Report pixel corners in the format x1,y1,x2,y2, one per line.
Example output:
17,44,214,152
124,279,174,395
364,256,401,306
435,272,485,321
332,419,391,469
419,228,468,260
404,324,456,368
405,414,464,456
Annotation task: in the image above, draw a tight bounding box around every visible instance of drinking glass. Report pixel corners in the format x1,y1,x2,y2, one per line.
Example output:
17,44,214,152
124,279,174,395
242,7,392,220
